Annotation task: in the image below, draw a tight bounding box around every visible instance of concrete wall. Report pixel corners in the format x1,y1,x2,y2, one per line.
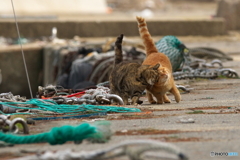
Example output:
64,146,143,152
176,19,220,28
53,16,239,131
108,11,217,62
0,0,108,15
0,18,226,39
0,46,43,98
216,0,240,30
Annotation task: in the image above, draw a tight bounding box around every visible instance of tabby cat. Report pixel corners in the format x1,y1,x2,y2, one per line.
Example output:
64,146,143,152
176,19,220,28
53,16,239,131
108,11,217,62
136,16,181,104
109,34,160,105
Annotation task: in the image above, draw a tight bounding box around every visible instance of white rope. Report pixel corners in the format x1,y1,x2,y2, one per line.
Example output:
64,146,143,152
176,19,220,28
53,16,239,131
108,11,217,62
11,139,188,160
10,0,33,99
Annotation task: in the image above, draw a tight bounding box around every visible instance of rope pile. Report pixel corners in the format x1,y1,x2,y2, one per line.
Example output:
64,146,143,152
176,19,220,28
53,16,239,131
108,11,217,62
0,98,141,116
12,139,188,160
0,121,111,145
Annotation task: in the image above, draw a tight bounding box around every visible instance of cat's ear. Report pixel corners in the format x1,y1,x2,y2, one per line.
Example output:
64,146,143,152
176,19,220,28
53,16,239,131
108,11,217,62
152,63,160,70
136,65,147,82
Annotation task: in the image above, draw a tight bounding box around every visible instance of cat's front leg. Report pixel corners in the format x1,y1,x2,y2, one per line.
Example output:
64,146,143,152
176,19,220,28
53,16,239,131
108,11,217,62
156,96,164,104
154,93,165,104
163,94,171,103
121,93,130,105
131,96,140,106
146,91,156,104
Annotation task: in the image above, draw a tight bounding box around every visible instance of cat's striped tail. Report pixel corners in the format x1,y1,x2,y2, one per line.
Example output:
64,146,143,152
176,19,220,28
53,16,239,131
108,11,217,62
114,34,124,65
136,16,158,56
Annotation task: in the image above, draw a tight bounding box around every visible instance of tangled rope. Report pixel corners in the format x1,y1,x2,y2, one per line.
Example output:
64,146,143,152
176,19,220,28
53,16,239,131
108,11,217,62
13,139,188,160
0,121,111,145
0,99,141,115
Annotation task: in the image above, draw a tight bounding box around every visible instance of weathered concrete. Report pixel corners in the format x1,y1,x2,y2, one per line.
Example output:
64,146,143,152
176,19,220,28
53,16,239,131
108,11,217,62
0,18,226,38
216,0,240,30
0,44,43,98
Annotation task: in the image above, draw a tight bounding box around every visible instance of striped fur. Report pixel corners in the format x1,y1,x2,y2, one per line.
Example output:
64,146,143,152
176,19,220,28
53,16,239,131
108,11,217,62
109,34,160,105
136,16,181,104
136,16,158,55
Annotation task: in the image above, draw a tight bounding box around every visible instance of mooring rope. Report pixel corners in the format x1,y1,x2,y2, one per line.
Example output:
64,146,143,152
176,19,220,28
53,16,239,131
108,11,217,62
11,139,188,160
0,121,111,145
0,99,141,115
10,0,33,99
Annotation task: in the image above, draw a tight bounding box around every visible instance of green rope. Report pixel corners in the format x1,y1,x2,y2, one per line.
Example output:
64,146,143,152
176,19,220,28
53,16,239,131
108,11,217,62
0,122,99,145
0,99,141,115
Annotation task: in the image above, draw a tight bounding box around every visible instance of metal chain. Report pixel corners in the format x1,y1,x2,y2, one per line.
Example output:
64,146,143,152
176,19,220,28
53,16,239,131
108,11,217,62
51,86,124,105
0,92,30,113
173,50,239,80
0,115,29,134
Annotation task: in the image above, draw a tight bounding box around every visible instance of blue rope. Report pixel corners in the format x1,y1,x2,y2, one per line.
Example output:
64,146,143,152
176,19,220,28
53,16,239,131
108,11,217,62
0,99,141,115
27,112,107,121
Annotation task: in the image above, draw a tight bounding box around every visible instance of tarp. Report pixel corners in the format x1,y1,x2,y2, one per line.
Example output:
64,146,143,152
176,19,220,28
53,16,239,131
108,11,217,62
0,0,108,16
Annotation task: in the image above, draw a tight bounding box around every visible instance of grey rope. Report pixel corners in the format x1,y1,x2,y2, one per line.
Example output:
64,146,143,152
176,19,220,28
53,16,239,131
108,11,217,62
10,0,33,99
12,139,188,160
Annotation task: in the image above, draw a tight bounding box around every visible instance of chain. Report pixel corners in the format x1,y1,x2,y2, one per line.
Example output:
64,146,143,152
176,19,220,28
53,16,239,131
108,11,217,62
173,50,239,80
51,86,123,105
0,115,29,134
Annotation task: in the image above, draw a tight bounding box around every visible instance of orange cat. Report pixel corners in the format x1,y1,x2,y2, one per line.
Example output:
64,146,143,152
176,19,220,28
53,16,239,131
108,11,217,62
136,16,181,104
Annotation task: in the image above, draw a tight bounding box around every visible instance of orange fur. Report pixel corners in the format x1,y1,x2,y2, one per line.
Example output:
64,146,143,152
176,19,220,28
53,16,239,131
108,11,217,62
136,16,181,104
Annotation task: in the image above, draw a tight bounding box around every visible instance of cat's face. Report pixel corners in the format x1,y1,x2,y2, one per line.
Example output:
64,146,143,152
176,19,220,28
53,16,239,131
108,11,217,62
145,69,159,85
138,64,160,85
158,67,169,83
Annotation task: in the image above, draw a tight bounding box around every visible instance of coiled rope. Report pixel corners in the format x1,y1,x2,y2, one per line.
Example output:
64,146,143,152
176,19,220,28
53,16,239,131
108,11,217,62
13,139,188,160
0,121,111,145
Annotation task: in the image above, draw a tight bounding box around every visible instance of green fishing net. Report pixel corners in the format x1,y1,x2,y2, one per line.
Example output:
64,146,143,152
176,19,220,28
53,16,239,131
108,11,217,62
155,35,187,72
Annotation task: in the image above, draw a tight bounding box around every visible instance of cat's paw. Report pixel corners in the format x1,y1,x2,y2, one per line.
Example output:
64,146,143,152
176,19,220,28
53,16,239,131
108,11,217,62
149,100,157,104
174,95,181,103
156,101,164,104
163,95,171,103
133,102,140,106
164,99,171,103
164,101,171,103
137,100,143,104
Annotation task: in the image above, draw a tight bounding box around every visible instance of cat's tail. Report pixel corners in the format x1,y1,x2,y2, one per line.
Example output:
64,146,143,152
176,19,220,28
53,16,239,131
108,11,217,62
136,16,158,56
114,34,124,65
